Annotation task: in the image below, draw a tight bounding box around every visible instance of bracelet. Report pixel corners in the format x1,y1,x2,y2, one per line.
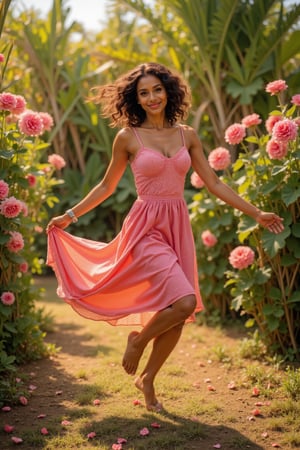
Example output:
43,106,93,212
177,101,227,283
65,209,78,223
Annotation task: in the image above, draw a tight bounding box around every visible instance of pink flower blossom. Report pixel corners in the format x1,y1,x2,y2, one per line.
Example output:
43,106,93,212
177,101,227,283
6,231,24,253
0,92,17,112
20,201,28,217
229,246,255,270
4,424,14,433
266,140,288,160
291,94,300,106
272,118,298,142
190,171,205,188
224,123,246,145
295,118,300,127
19,396,28,405
0,53,4,62
208,147,231,170
18,110,44,136
1,292,15,306
241,113,262,128
265,115,282,134
26,174,37,187
48,153,66,170
11,95,26,115
0,196,23,218
5,114,18,124
201,230,218,247
0,180,9,199
265,79,288,95
39,112,54,131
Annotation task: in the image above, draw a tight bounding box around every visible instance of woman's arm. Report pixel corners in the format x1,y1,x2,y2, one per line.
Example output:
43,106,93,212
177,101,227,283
46,129,130,231
187,128,284,234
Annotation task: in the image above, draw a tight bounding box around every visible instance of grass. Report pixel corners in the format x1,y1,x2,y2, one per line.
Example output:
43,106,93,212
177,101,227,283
1,275,300,450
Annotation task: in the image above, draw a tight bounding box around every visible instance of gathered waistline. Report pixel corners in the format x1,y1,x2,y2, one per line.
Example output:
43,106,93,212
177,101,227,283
137,194,184,201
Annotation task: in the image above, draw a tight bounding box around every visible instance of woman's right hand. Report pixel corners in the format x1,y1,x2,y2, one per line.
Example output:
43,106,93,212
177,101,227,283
46,214,72,233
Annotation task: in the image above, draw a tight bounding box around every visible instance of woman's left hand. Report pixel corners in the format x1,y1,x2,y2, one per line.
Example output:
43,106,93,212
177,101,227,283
255,211,284,234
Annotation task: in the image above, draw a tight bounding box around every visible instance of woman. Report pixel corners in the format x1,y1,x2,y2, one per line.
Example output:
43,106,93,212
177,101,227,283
46,62,283,411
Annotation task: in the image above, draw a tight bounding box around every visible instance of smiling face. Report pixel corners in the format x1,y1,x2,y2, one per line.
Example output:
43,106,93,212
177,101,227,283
136,74,168,117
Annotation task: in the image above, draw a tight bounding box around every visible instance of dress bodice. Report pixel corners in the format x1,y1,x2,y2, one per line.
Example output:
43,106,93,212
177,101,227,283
130,127,191,198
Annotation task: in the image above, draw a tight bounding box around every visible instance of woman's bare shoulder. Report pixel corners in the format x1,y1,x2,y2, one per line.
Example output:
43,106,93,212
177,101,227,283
114,127,138,155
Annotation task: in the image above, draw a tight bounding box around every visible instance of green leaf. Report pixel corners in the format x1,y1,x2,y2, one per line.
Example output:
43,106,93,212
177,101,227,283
281,254,297,266
262,227,290,257
265,316,280,332
285,104,296,117
281,185,300,206
287,291,300,304
245,136,259,144
292,223,300,238
269,287,282,300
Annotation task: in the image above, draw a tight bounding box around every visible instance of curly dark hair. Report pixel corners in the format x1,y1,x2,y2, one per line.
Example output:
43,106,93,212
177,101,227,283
90,62,191,128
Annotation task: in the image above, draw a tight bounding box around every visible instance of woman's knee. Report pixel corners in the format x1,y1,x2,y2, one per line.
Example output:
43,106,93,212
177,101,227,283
176,295,197,318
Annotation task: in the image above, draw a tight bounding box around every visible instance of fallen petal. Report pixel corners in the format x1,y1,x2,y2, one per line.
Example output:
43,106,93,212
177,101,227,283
248,415,255,421
213,445,222,449
227,382,236,390
252,387,260,396
204,378,211,383
112,444,122,450
251,409,261,416
272,444,281,448
11,436,23,444
117,438,127,444
4,424,14,433
139,427,150,436
19,396,28,406
151,422,161,428
61,420,72,426
207,385,216,391
37,414,46,419
261,432,269,438
2,406,11,412
93,399,101,406
40,427,49,435
29,384,37,391
255,402,263,406
87,432,96,439
55,390,63,395
133,399,141,405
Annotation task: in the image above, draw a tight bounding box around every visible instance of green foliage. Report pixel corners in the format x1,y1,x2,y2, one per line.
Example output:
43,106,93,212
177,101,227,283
282,367,300,401
0,48,60,404
191,83,300,360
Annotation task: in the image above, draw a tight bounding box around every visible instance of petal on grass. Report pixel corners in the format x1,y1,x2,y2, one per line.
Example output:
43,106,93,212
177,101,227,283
11,436,23,444
117,438,127,444
87,432,96,439
37,414,46,419
139,427,150,436
133,399,141,406
2,406,12,412
4,424,14,433
213,444,222,448
93,399,101,405
151,422,161,428
40,428,49,435
61,420,72,426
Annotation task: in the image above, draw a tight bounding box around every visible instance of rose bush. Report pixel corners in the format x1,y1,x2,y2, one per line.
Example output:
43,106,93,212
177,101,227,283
190,80,300,359
0,51,64,404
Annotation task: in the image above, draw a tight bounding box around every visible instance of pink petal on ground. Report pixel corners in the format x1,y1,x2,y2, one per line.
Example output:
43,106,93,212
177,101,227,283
37,414,46,419
112,444,122,450
19,396,28,406
11,436,23,444
93,399,101,405
2,406,11,412
197,361,206,367
255,402,263,406
29,384,37,391
133,399,141,405
207,385,216,391
151,422,161,428
4,424,14,433
55,390,63,395
87,432,96,439
227,382,236,390
251,408,261,416
117,438,127,444
204,378,211,383
61,420,72,426
15,378,21,383
248,416,255,421
261,432,269,438
139,427,150,436
252,387,260,396
272,444,281,448
213,444,222,448
40,427,49,435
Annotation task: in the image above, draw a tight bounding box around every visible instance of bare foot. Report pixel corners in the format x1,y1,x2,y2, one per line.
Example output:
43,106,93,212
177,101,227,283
122,331,143,375
135,375,163,412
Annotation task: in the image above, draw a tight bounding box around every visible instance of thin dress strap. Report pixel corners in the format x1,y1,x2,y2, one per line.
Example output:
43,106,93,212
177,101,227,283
179,125,186,147
131,127,144,147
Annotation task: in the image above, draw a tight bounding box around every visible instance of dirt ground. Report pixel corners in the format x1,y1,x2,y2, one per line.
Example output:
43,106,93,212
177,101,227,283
0,277,291,449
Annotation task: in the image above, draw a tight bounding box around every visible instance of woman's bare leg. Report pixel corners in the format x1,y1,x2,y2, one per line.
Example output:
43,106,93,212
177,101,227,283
122,294,196,375
135,322,184,410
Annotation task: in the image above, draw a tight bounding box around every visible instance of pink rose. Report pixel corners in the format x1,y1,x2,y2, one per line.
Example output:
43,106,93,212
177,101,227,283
20,201,28,217
265,115,282,134
294,117,300,127
48,153,66,170
241,113,262,128
0,180,9,199
1,292,15,306
6,231,24,253
266,140,288,160
272,119,298,142
18,110,44,136
201,230,218,247
229,246,255,270
39,112,54,131
11,95,26,115
190,171,205,188
265,79,288,95
19,261,28,273
0,196,23,218
224,123,246,145
0,92,17,112
291,94,300,106
208,147,231,170
26,174,37,187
